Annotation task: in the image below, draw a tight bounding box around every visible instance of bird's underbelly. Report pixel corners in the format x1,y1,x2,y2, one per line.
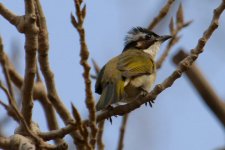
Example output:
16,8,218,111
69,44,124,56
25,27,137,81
126,73,156,92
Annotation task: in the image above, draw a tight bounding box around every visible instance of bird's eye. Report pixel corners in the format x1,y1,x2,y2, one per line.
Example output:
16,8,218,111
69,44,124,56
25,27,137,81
145,34,152,40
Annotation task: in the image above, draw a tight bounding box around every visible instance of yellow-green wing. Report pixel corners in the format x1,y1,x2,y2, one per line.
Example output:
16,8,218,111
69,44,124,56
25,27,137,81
117,50,155,78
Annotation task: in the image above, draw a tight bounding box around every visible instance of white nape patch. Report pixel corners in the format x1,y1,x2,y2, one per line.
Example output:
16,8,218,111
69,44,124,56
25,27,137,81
126,32,146,44
144,41,161,59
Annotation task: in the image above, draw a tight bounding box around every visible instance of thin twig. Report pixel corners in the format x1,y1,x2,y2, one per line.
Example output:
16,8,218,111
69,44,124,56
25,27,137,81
117,115,129,150
0,36,15,99
39,124,77,141
71,0,97,149
96,121,105,150
34,0,83,147
0,99,18,122
156,4,192,69
0,81,43,146
173,50,225,128
148,0,175,30
1,1,40,126
71,103,92,149
0,81,65,149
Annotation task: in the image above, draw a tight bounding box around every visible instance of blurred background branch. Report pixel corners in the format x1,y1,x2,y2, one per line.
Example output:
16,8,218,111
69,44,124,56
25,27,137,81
173,50,225,128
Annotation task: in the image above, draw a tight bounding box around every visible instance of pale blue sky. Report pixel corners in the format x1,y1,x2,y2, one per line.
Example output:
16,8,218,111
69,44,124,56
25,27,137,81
0,0,225,150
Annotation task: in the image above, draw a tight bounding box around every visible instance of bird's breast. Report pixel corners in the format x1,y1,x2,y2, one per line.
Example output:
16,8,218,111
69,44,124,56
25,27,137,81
129,73,156,92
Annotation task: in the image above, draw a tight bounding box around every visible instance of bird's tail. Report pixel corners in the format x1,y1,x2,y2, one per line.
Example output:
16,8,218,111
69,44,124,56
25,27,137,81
96,80,124,111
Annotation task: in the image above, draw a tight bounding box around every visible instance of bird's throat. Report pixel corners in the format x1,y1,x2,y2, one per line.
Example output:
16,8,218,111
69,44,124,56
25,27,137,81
143,42,161,60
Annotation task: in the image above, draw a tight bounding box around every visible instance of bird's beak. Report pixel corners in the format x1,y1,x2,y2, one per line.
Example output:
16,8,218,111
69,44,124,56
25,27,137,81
157,35,172,42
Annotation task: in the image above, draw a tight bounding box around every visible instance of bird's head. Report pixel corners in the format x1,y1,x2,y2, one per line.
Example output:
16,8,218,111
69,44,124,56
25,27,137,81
123,27,172,58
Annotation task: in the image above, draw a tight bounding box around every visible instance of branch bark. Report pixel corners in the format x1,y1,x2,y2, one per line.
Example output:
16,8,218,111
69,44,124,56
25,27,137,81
148,0,175,30
0,136,10,149
117,115,129,150
71,0,97,149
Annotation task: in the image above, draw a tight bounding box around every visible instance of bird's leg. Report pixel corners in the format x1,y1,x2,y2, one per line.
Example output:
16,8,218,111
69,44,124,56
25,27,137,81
138,87,154,107
106,105,114,124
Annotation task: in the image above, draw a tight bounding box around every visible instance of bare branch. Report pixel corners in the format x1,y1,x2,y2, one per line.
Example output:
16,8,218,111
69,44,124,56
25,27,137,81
117,115,129,150
0,100,18,122
16,0,39,127
0,3,20,28
156,4,192,69
176,3,184,28
0,81,44,146
173,50,225,128
148,0,175,30
0,45,63,144
33,0,84,146
0,136,10,149
96,121,105,150
39,124,76,141
0,36,15,99
72,0,97,148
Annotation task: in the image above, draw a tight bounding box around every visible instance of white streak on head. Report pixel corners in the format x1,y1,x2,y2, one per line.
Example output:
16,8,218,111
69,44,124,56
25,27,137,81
125,32,146,45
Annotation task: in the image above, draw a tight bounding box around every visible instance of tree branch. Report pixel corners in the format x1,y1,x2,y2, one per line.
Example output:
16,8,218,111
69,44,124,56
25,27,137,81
71,0,97,149
19,0,39,127
117,115,129,150
156,4,192,69
96,121,105,150
0,136,10,149
0,36,15,99
148,0,175,30
34,0,84,147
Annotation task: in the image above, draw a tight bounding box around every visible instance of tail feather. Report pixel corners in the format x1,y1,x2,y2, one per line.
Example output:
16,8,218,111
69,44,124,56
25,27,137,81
96,80,124,111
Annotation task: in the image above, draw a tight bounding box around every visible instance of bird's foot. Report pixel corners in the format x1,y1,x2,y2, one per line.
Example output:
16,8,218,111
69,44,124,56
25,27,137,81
106,105,114,124
140,89,148,97
144,100,154,107
139,88,155,107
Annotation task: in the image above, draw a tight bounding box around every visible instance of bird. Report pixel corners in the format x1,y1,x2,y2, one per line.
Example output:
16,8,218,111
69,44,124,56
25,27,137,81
95,27,172,111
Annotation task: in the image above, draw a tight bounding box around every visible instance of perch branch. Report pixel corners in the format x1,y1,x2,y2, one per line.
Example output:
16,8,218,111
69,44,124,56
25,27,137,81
173,50,225,128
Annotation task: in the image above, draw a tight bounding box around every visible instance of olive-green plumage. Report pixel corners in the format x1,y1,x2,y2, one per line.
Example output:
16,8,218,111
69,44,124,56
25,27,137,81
95,49,155,111
95,27,172,111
